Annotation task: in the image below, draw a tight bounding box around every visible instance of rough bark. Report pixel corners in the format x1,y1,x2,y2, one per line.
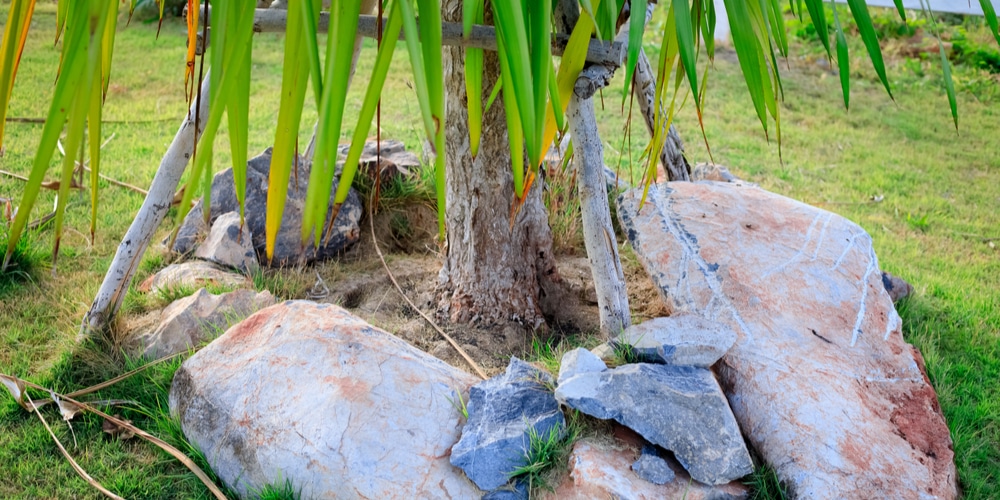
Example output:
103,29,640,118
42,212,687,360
437,0,559,328
634,48,690,181
84,76,211,335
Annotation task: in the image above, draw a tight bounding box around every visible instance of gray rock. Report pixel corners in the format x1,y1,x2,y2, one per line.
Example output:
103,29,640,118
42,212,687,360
136,288,275,359
194,211,259,275
618,181,956,498
557,348,607,385
138,261,249,295
451,358,565,491
555,363,752,485
632,445,675,485
172,148,362,267
169,301,481,499
690,163,741,183
169,210,208,256
614,314,737,367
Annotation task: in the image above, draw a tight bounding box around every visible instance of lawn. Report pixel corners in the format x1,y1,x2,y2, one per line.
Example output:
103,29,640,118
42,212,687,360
1,4,998,499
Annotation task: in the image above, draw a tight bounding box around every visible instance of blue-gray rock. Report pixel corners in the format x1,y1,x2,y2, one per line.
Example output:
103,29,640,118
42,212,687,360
632,445,676,485
172,148,361,267
481,479,529,500
555,363,752,485
451,358,565,491
614,314,737,367
557,348,607,385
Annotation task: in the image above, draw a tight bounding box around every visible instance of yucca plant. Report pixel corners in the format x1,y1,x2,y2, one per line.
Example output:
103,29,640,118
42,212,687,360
0,0,995,338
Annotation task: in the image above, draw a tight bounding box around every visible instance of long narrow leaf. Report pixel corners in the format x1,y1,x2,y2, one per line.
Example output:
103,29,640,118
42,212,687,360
335,0,404,208
302,0,363,247
464,0,484,157
980,0,1000,46
226,3,254,223
833,4,850,109
417,0,446,238
673,0,700,108
623,0,648,102
266,0,320,260
3,1,91,269
0,0,37,151
846,0,892,98
803,0,831,57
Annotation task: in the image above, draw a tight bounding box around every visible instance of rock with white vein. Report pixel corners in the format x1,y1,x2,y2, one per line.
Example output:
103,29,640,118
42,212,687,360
617,181,957,499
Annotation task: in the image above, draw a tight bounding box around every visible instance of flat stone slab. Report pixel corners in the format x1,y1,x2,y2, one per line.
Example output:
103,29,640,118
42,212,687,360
618,181,957,498
169,301,481,499
556,362,752,485
614,314,737,367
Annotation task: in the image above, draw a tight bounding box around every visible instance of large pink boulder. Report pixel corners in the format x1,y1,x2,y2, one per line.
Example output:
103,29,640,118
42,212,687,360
169,301,481,499
618,182,956,499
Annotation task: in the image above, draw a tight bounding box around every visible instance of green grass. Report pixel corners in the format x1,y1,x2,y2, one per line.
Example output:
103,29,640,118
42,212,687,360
0,4,997,499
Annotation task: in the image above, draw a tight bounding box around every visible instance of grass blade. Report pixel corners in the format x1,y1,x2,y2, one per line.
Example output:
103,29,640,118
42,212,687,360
266,0,319,260
23,392,126,500
0,0,37,151
185,0,199,102
846,0,893,99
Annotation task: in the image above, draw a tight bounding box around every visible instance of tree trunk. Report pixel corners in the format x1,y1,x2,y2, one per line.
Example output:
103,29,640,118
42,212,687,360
567,94,631,336
83,76,211,335
437,0,559,328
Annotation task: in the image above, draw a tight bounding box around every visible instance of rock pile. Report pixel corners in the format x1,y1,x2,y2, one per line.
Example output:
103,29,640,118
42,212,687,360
171,148,362,267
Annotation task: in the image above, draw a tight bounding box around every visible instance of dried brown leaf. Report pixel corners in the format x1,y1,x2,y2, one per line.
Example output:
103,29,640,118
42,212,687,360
102,416,135,440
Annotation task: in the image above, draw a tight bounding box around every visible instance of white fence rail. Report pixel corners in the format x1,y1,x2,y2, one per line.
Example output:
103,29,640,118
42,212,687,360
714,0,998,42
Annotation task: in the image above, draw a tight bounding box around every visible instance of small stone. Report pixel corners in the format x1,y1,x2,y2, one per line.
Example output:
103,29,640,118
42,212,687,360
557,348,607,386
614,314,737,367
589,343,616,364
451,358,565,491
139,261,249,295
881,271,914,303
556,363,752,485
136,289,275,359
632,445,675,485
194,211,259,275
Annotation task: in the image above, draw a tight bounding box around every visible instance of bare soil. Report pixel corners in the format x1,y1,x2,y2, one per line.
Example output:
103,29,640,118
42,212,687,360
304,201,670,376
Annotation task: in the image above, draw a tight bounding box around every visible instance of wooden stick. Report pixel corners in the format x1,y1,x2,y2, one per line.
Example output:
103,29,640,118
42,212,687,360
192,7,627,67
